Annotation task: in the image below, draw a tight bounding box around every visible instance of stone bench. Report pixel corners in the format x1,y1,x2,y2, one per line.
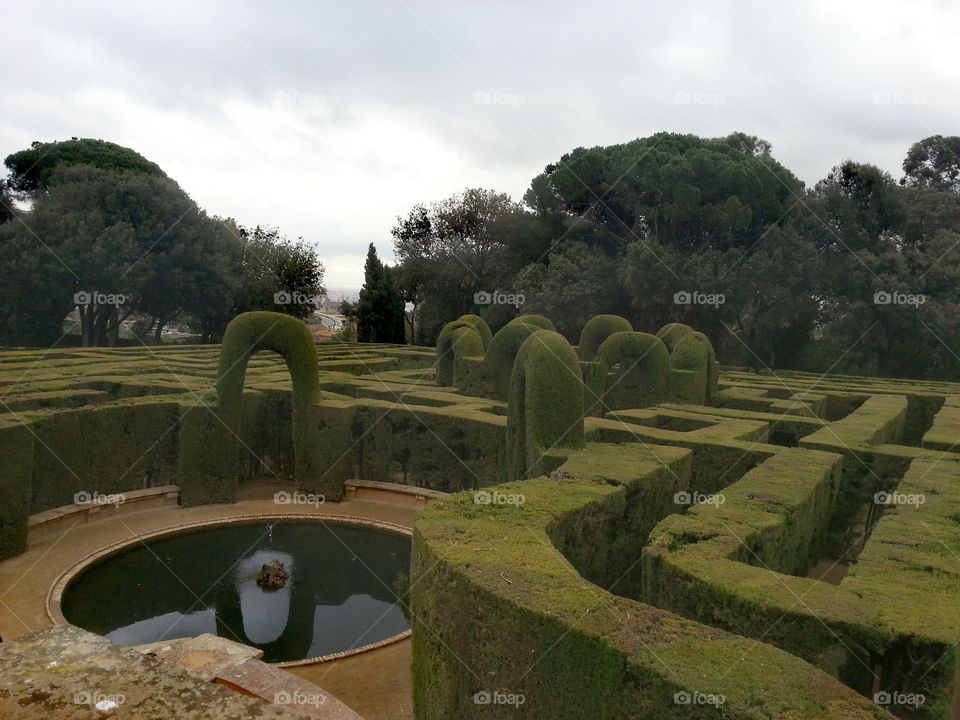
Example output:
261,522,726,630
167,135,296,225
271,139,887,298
28,485,180,542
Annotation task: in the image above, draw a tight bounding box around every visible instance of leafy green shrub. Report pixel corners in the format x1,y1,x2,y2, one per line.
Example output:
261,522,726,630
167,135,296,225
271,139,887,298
215,312,331,497
216,311,321,412
507,314,555,331
586,331,670,416
669,331,716,404
484,322,542,400
655,322,695,353
435,318,485,387
0,424,33,559
506,330,584,479
578,314,633,361
455,314,493,350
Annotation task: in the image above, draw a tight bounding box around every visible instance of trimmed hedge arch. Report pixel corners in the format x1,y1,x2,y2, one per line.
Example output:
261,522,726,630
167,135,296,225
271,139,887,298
216,311,321,412
586,331,670,416
485,321,543,400
578,314,633,361
436,315,492,387
655,322,695,353
455,314,493,351
506,330,584,480
214,312,344,499
669,330,718,404
508,314,555,331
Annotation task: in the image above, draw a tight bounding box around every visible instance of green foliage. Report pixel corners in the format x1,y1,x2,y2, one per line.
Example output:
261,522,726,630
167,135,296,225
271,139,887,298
392,188,541,343
669,331,718,403
506,330,584,479
902,135,960,193
578,314,632,361
525,131,802,251
0,179,14,224
518,244,630,339
655,322,694,352
357,243,406,343
0,424,33,559
586,331,670,415
4,138,166,195
216,311,321,412
435,318,485,387
229,224,325,323
453,314,492,350
507,314,554,331
484,321,542,399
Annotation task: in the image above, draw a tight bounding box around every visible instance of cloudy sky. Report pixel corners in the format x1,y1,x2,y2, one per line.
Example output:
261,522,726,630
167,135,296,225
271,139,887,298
2,0,957,290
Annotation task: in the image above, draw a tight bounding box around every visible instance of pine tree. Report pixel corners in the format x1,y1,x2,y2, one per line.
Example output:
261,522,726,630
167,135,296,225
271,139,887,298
356,243,406,343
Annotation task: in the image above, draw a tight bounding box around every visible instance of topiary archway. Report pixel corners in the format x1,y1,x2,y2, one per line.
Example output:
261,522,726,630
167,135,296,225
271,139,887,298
506,330,584,480
585,331,670,416
215,312,337,497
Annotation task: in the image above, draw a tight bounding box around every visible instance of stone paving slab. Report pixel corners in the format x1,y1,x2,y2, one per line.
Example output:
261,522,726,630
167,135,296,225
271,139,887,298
0,626,356,719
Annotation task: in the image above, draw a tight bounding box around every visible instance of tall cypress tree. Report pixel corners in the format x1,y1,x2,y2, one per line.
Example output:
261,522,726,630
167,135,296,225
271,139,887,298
357,243,406,343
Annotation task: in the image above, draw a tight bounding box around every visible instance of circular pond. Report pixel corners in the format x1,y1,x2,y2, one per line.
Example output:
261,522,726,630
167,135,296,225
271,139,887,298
60,519,411,664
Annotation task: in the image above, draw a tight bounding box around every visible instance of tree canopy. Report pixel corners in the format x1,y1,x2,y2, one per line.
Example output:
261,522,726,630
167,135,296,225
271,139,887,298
4,138,167,195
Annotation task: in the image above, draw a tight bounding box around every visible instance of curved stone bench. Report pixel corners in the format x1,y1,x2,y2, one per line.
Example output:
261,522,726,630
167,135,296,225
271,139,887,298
28,484,180,542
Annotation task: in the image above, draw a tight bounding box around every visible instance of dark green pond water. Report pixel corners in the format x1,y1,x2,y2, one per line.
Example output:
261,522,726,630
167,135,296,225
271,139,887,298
62,522,411,663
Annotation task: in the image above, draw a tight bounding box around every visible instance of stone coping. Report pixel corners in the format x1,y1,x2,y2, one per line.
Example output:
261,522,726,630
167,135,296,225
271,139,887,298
46,512,414,666
344,478,448,506
28,484,181,532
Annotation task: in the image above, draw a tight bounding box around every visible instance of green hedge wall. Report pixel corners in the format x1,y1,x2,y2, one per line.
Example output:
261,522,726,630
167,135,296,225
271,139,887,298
507,314,555,331
411,448,893,720
577,314,632,361
506,331,585,480
0,423,33,560
586,331,670,416
484,322,542,401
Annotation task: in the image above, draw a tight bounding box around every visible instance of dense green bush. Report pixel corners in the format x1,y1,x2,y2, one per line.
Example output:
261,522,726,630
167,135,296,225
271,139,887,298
435,318,485,387
506,330,584,479
586,331,670,416
655,322,695,353
669,331,713,404
215,312,336,497
577,314,632,361
0,424,33,559
484,321,543,400
454,314,493,350
507,314,555,331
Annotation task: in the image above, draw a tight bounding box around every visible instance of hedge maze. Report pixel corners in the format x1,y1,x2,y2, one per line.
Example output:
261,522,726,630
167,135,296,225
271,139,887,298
3,311,960,718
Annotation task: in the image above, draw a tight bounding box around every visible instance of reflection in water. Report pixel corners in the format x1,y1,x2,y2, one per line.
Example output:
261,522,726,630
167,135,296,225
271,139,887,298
63,522,411,663
237,550,293,644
